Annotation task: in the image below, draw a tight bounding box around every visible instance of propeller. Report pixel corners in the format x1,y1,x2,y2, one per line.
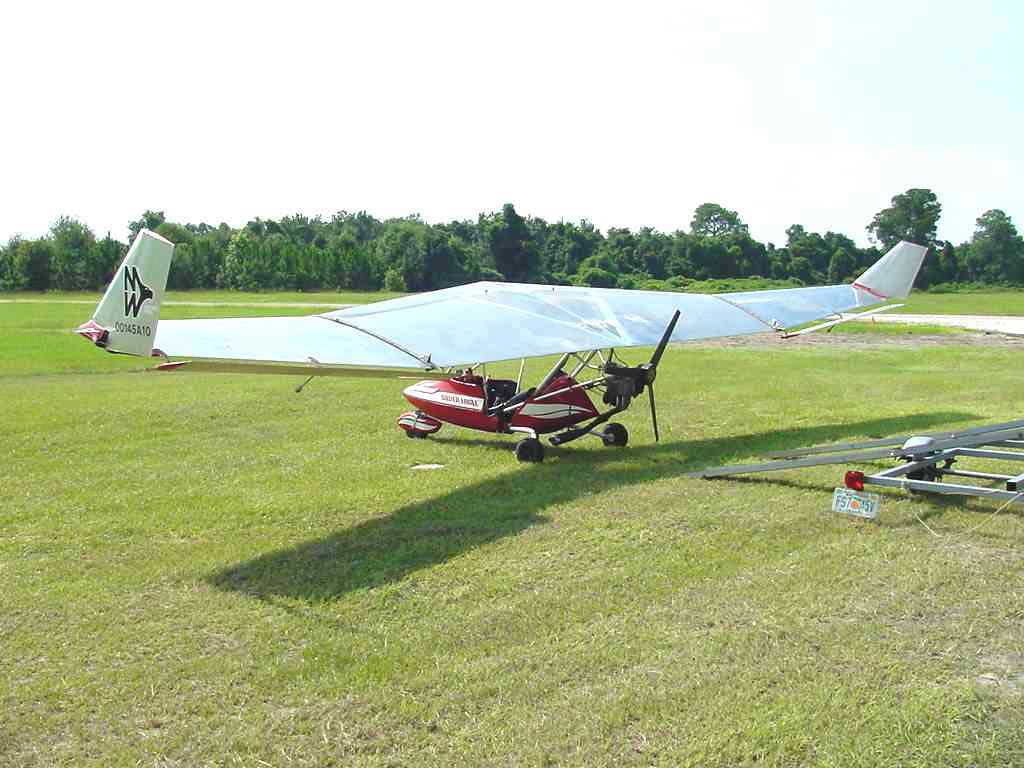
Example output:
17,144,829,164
554,311,681,447
600,310,680,442
647,309,680,370
648,384,659,442
641,310,678,441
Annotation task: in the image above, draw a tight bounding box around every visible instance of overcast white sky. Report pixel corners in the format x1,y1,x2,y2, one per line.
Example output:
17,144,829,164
1,1,1020,247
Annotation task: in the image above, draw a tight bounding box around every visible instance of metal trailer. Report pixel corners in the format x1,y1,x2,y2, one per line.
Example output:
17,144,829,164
688,419,1024,505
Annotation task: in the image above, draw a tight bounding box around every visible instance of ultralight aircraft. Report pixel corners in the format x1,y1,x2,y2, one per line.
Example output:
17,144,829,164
76,231,927,462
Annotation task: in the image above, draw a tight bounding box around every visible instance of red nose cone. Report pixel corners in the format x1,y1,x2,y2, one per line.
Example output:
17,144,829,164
844,471,865,491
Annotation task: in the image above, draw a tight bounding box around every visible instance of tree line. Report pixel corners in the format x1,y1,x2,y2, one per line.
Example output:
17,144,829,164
1,189,1021,294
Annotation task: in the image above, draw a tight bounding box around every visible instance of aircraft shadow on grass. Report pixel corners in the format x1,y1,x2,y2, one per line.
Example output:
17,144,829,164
207,410,978,604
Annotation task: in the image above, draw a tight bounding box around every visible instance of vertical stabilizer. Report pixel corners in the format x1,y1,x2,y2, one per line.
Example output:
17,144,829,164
76,229,175,356
852,241,928,301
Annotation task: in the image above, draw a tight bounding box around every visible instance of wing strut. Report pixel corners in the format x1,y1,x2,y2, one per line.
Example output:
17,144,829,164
318,315,436,369
781,303,905,338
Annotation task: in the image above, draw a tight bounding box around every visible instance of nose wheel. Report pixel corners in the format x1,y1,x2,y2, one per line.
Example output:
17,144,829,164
600,423,629,447
397,410,442,438
515,437,545,463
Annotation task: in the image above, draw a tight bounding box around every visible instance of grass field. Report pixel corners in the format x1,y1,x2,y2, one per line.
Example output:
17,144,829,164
895,292,1024,316
2,294,1023,766
0,289,404,306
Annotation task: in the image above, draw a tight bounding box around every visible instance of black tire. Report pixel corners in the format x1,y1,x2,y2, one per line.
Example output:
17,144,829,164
601,423,629,447
908,465,940,481
406,430,427,439
515,437,545,463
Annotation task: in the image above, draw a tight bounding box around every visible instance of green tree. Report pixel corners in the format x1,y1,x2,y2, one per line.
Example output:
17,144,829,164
374,219,428,290
635,227,672,279
128,210,166,243
535,220,602,278
724,232,770,278
219,229,269,290
867,189,941,249
50,216,98,290
93,234,125,284
10,196,1024,292
0,236,21,289
827,248,857,283
767,246,791,280
480,203,538,282
665,232,694,278
935,242,961,283
962,209,1024,283
423,230,474,289
195,225,233,288
384,267,407,292
331,210,383,244
691,203,748,237
788,256,813,283
786,225,829,277
155,221,194,246
154,222,198,289
686,236,739,279
7,239,54,290
576,266,617,288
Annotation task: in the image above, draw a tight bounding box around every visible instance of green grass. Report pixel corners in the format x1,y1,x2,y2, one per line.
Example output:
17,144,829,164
0,288,403,306
897,291,1024,316
2,297,1024,766
831,321,963,336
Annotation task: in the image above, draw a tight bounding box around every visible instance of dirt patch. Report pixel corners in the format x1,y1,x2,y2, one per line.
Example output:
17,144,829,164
976,653,1024,697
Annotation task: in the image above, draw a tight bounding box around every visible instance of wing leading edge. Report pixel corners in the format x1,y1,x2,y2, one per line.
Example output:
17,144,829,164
93,238,927,374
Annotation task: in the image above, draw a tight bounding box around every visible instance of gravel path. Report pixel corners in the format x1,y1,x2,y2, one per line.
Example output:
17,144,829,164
843,312,1024,336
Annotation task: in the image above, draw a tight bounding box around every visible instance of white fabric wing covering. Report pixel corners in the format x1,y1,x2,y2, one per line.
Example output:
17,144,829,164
153,242,927,371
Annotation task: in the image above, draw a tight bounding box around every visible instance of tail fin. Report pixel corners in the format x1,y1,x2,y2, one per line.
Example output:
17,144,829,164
852,241,928,300
76,229,174,356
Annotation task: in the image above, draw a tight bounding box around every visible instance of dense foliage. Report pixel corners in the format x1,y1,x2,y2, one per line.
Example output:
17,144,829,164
2,191,1021,293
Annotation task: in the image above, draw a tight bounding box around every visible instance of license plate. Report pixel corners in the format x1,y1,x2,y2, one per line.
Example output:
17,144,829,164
832,487,881,520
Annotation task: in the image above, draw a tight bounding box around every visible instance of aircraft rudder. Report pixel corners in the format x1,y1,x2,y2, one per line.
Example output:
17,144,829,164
852,241,928,301
77,229,175,356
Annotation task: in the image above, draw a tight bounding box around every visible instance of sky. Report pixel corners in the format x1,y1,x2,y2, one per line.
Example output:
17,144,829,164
1,0,1021,247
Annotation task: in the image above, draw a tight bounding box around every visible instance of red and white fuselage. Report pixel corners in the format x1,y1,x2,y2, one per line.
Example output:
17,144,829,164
399,373,598,436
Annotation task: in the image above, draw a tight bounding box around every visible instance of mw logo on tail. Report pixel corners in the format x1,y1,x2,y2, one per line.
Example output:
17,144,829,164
123,266,153,318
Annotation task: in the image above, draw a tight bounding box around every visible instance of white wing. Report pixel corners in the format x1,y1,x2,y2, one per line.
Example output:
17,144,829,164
88,237,927,374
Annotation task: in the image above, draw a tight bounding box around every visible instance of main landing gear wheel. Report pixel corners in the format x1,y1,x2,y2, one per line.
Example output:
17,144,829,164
600,423,629,447
515,437,545,463
405,430,428,439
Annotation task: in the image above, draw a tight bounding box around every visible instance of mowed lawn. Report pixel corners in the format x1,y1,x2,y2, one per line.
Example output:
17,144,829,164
0,288,403,306
895,291,1024,316
2,294,1023,767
